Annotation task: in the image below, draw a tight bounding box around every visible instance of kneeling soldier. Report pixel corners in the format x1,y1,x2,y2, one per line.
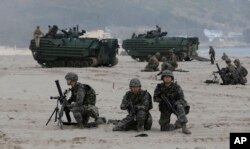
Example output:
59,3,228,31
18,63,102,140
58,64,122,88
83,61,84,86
113,78,153,132
153,70,191,134
65,72,105,128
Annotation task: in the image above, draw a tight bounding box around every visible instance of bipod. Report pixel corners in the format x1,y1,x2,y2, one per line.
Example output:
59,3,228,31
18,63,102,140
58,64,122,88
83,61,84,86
45,97,60,126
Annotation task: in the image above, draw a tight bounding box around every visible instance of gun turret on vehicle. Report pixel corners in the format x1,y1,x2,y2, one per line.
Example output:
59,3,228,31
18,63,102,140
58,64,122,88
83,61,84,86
29,25,119,68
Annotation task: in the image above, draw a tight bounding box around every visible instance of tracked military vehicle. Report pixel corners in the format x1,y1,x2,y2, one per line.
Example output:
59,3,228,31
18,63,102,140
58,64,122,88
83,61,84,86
122,27,201,62
29,25,119,67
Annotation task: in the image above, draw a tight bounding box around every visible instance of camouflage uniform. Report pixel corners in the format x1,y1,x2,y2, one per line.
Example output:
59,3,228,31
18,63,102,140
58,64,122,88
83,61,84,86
68,82,100,125
222,59,238,85
168,52,178,69
33,26,43,48
221,52,229,61
113,79,153,131
234,59,248,85
161,56,174,71
209,46,215,64
65,72,104,127
153,70,190,134
143,55,159,72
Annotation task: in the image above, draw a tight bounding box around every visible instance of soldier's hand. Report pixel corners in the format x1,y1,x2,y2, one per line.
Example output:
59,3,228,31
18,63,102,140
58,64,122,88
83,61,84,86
66,104,73,109
120,104,128,110
134,105,144,111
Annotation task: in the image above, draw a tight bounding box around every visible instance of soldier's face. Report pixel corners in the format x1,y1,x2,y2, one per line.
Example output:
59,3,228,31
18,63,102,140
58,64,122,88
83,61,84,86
163,76,172,84
66,80,71,85
130,86,140,94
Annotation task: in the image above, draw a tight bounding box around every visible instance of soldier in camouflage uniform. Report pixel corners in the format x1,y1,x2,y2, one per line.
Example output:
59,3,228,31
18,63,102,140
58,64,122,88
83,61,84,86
168,49,178,69
153,70,191,134
142,53,160,72
221,52,229,61
221,58,238,85
234,59,248,85
113,78,153,132
208,46,215,64
161,56,174,71
65,72,105,128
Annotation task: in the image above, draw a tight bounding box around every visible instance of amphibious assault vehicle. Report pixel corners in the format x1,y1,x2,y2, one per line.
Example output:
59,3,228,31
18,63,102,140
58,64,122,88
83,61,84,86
122,27,200,61
30,25,119,67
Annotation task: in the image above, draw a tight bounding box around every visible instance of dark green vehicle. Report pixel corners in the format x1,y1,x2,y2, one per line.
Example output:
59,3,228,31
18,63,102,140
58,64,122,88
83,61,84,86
29,26,119,67
122,29,200,62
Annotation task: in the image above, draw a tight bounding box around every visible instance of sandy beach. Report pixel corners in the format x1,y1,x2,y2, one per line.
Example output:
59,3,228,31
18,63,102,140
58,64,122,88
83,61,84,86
0,52,250,149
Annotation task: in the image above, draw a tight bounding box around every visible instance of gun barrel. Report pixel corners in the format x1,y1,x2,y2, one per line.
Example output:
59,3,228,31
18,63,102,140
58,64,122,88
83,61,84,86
55,80,63,96
50,96,59,99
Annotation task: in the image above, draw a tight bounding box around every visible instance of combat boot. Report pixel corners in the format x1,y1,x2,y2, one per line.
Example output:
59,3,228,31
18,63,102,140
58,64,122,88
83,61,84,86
182,124,191,134
137,125,144,132
112,126,123,131
95,117,106,125
77,123,85,129
174,121,182,129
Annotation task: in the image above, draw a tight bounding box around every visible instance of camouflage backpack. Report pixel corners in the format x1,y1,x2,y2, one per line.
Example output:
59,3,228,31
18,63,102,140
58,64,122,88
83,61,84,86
81,84,96,105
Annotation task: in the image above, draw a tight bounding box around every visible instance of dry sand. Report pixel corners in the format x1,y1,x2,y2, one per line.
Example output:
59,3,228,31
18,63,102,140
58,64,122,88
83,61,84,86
0,53,250,149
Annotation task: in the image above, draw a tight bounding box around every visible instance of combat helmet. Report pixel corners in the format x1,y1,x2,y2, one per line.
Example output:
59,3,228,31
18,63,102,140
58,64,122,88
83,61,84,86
65,72,78,81
234,59,240,64
155,52,161,57
225,58,231,63
161,56,167,62
161,70,174,80
129,78,141,87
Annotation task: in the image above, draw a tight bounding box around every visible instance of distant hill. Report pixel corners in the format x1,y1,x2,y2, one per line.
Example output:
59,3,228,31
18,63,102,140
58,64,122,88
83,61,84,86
0,0,249,47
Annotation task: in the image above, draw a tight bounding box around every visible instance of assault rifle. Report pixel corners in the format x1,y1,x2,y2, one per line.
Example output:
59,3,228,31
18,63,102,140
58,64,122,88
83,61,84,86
128,98,136,121
46,80,71,129
160,94,177,115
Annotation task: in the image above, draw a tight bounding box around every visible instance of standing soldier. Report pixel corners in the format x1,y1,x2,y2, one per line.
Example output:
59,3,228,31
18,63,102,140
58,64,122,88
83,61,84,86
65,72,106,128
113,78,153,132
33,26,44,48
153,70,191,134
234,59,248,85
209,46,215,64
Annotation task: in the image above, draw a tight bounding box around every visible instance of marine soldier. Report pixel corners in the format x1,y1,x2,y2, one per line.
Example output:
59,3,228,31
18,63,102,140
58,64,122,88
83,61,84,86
113,78,153,132
222,58,238,85
33,26,44,48
209,46,215,64
221,52,229,61
65,72,105,128
142,53,160,72
153,70,191,134
168,49,178,69
161,56,174,71
156,25,161,33
234,59,248,85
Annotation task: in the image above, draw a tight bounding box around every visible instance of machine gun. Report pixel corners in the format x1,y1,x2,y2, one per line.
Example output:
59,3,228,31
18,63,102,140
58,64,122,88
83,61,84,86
215,63,226,84
46,80,71,129
157,69,189,76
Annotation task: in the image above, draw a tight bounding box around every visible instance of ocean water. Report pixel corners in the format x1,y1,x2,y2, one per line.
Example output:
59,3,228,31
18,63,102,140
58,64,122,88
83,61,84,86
198,47,250,57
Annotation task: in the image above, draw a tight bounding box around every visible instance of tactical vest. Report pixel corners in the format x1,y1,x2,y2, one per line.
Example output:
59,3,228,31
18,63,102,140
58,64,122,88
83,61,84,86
127,90,153,111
